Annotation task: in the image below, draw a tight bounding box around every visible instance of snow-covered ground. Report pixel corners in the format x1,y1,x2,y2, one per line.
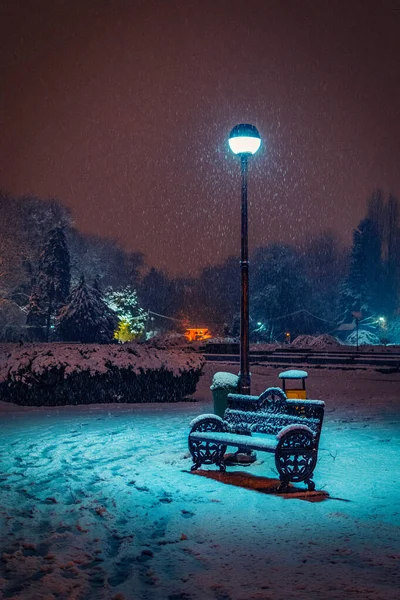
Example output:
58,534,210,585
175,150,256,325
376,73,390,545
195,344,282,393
1,363,399,600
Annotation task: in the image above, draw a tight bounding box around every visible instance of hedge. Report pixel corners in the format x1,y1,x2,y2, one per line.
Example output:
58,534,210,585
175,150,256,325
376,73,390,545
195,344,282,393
0,341,204,406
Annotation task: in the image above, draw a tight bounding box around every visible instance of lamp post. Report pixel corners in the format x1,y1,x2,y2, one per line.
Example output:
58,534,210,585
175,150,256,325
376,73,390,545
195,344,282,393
228,124,261,394
352,311,363,352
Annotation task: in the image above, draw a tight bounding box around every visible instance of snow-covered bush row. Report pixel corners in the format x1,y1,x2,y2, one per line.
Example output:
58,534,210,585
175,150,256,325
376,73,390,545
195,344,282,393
0,342,204,406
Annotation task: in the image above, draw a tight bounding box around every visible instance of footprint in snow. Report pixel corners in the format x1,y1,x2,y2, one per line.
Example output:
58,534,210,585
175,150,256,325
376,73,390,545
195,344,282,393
159,497,173,503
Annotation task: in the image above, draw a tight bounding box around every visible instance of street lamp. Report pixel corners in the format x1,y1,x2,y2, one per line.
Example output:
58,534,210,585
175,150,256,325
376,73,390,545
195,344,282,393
228,124,261,394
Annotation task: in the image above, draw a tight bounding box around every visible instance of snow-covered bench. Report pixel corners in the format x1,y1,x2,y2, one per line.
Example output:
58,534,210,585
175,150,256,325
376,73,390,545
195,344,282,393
188,387,325,492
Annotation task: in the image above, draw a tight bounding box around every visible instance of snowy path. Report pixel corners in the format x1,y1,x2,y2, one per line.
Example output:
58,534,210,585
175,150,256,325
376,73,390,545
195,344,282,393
1,365,400,600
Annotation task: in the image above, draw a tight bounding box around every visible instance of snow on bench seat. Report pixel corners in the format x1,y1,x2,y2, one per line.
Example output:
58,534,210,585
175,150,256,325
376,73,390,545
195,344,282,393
189,430,278,452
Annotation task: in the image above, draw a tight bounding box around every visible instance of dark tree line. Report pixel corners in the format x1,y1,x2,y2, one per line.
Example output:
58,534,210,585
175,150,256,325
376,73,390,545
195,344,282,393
0,192,144,342
1,189,400,344
342,190,400,320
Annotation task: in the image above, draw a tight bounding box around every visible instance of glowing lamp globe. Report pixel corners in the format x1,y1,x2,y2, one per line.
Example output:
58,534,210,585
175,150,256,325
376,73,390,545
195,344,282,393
228,124,261,156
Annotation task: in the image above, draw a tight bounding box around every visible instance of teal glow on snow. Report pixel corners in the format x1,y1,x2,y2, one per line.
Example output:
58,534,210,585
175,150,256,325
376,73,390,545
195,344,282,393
1,364,400,599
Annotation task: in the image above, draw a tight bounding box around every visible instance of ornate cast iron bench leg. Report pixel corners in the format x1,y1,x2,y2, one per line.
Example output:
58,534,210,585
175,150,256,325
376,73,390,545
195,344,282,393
190,461,202,472
188,416,227,472
277,477,290,493
305,476,315,491
275,428,318,492
189,439,226,472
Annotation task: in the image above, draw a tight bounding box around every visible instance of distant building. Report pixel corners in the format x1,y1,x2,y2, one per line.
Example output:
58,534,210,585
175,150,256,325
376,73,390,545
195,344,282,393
184,327,212,342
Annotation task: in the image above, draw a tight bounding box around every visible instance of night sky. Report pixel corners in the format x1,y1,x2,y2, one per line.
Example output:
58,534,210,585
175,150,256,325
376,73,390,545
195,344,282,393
1,1,400,276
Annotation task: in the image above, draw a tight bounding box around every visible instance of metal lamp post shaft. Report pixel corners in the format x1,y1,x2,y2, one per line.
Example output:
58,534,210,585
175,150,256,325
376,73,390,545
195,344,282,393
240,155,250,394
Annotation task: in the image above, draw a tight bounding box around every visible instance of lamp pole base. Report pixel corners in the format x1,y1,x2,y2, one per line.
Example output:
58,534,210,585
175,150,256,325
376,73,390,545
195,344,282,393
224,450,257,465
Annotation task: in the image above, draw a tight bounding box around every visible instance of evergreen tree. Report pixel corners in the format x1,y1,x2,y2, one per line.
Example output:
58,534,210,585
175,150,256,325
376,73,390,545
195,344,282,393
189,258,239,327
56,275,118,343
302,231,347,322
140,268,171,314
250,244,311,341
138,268,179,333
342,218,382,317
105,285,147,340
68,229,144,290
0,192,71,306
25,289,46,341
341,191,400,325
383,194,400,315
38,227,71,341
367,189,385,243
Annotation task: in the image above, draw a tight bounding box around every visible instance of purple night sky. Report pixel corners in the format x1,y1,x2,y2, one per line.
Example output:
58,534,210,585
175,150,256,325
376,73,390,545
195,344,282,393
1,0,399,275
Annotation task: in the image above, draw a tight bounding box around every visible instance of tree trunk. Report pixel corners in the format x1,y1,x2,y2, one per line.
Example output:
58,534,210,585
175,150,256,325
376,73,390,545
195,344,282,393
46,294,53,342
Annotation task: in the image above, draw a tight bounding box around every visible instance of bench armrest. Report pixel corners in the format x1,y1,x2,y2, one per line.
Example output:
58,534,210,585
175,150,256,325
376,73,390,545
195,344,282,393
190,414,224,429
285,399,324,427
286,398,325,407
276,424,315,440
227,393,260,402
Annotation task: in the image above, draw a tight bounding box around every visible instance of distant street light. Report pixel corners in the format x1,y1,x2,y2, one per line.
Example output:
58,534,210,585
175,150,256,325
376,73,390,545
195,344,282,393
228,124,261,394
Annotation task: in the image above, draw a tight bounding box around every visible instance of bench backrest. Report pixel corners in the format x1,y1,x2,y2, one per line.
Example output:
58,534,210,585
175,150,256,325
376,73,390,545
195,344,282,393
225,387,324,441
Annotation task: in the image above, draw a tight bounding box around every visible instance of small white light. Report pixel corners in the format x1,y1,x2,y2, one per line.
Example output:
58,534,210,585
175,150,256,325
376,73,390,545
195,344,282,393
228,124,261,156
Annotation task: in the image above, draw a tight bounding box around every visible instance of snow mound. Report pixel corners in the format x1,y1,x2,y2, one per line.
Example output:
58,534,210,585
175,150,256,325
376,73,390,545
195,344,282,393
291,334,341,349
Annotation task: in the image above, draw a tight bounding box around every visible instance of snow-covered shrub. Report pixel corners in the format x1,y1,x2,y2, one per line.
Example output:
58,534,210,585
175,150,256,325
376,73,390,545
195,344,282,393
0,342,204,406
291,334,341,348
344,329,381,346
